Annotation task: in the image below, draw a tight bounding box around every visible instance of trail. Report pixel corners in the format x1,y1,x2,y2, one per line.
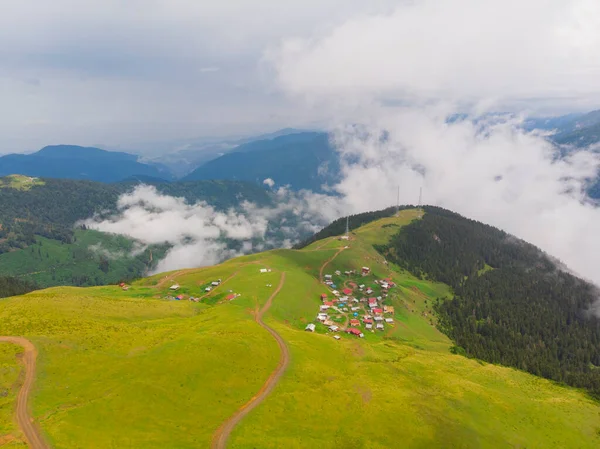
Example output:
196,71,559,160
211,272,288,449
0,337,49,449
319,247,346,283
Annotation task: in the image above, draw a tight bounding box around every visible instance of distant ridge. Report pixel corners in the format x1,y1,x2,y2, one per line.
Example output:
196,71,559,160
0,145,173,183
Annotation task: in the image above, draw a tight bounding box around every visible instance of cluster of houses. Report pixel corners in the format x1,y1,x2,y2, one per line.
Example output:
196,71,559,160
306,267,397,339
163,278,240,303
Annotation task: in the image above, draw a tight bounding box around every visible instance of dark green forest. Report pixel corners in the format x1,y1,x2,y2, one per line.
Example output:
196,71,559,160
0,276,36,299
378,206,600,398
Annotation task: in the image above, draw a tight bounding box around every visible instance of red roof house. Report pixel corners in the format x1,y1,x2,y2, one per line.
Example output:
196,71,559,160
363,318,373,324
349,319,360,327
373,308,383,315
342,288,353,295
368,298,377,304
226,294,236,301
320,294,328,300
346,328,363,336
324,301,334,307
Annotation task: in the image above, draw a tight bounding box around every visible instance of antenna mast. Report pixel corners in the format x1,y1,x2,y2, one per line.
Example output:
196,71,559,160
345,216,349,236
396,185,400,215
418,187,423,207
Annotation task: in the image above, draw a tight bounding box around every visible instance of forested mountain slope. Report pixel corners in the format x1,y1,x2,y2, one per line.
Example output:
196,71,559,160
183,132,341,191
374,206,600,397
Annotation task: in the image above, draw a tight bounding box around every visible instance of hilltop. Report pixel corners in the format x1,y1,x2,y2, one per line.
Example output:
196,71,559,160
1,209,599,448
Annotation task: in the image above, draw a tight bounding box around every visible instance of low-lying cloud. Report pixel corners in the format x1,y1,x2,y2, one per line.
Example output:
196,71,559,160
81,184,341,273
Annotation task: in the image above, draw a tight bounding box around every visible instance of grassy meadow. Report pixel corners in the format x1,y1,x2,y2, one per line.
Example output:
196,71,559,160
0,210,599,447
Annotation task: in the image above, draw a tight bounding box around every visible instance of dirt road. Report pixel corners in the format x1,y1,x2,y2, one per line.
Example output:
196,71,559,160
211,272,288,449
0,337,49,449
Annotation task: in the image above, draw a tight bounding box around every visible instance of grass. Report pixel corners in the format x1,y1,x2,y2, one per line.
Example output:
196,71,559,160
0,343,23,446
0,175,45,191
0,209,599,447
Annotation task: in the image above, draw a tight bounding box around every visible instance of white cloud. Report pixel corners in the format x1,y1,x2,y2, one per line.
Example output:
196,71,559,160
81,185,339,272
263,178,275,187
268,0,600,290
271,0,600,113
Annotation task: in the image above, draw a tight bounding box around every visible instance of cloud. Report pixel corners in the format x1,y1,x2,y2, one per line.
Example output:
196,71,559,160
271,0,600,112
267,0,600,294
81,184,339,272
263,178,275,187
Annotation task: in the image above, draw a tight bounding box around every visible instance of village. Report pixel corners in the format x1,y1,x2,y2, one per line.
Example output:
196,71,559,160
305,265,396,339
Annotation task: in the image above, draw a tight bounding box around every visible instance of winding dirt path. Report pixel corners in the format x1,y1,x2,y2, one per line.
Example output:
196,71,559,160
319,247,346,283
0,337,49,449
211,272,288,449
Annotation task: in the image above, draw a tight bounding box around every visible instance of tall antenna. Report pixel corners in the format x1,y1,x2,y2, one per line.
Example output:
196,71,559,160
418,187,423,207
396,185,400,215
345,216,349,236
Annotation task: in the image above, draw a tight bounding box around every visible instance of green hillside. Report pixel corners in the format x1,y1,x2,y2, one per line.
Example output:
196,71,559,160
0,230,167,288
0,210,599,448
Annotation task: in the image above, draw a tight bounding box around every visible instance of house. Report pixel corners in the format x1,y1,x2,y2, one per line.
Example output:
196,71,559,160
260,268,268,273
169,284,180,290
119,282,126,287
376,323,384,330
305,323,316,332
342,288,353,296
320,305,330,312
317,313,328,322
121,286,129,291
324,301,334,307
204,287,212,292
365,323,373,330
366,288,374,295
349,319,360,327
320,294,328,300
325,281,333,286
324,274,333,280
339,235,350,240
374,316,384,322
373,308,383,315
363,318,373,324
368,297,377,305
359,284,365,290
334,335,341,340
335,270,341,276
346,328,364,337
351,306,360,311
384,305,395,314
331,284,337,289
352,298,359,303
226,294,236,301
328,325,340,332
176,295,184,300
361,266,371,276
332,290,340,297
211,279,221,286
385,318,394,323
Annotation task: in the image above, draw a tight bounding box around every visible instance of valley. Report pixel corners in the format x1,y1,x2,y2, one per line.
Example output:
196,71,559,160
1,210,599,448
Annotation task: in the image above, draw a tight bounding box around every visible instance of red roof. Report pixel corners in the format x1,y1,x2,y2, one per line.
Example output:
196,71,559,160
324,301,334,307
226,294,236,300
368,298,377,304
349,282,357,288
350,319,360,326
363,318,373,324
384,278,392,282
342,288,353,295
320,293,328,299
347,328,362,335
373,308,383,314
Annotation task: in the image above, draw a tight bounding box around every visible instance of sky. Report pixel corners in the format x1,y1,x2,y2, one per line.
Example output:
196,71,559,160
3,0,600,153
0,0,398,153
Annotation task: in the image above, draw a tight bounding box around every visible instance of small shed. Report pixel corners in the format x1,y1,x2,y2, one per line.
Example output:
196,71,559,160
169,284,180,291
305,323,316,332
